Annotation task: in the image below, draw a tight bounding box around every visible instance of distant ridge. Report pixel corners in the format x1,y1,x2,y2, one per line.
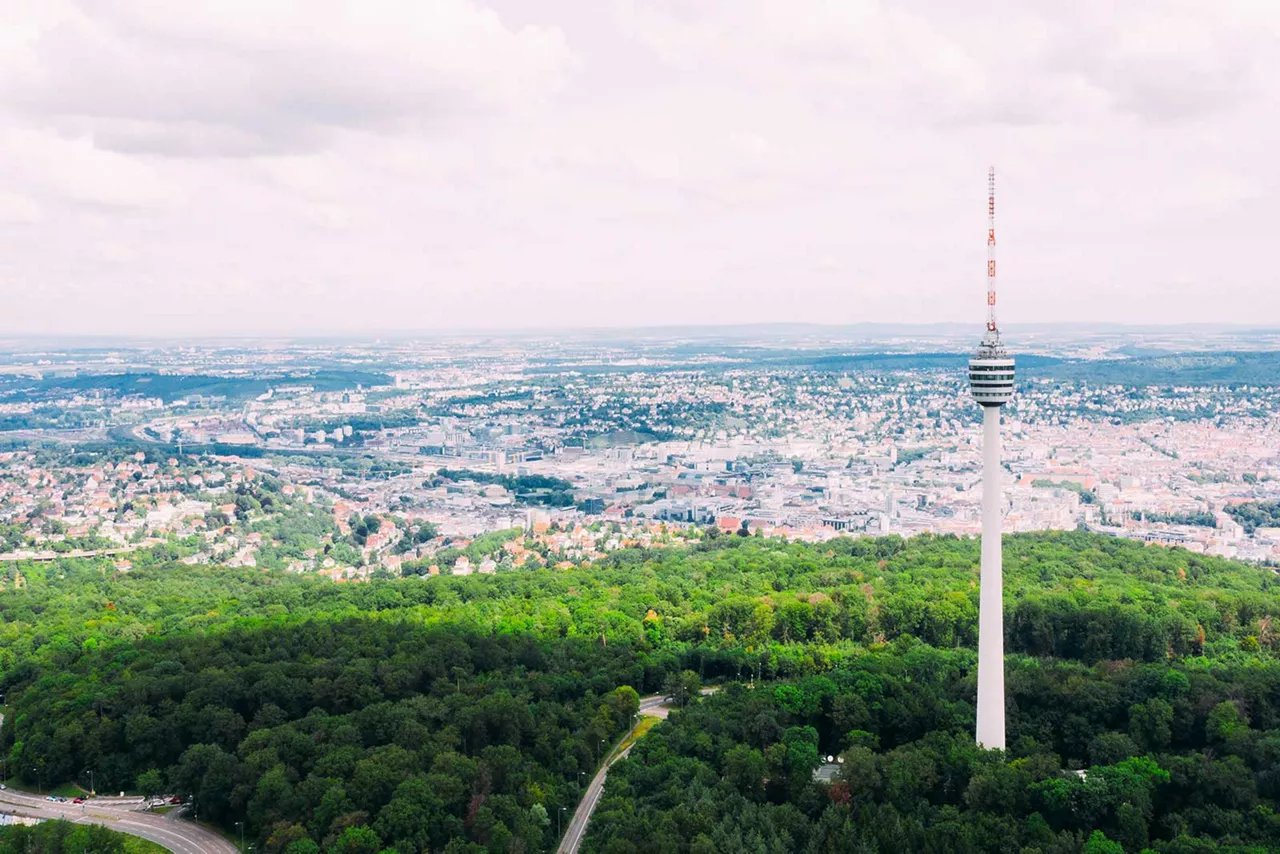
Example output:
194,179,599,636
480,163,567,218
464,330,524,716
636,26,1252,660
4,321,1280,347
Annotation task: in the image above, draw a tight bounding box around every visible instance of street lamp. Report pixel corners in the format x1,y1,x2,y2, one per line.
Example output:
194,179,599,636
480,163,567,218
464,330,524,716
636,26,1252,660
236,821,245,851
558,806,565,838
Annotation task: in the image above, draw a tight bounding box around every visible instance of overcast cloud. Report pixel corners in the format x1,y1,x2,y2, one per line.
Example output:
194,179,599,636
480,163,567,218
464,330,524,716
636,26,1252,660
0,0,1277,335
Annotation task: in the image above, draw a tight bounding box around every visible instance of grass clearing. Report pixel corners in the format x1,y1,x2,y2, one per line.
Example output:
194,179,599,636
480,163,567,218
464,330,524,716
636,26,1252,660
611,714,661,761
124,837,168,854
47,783,83,799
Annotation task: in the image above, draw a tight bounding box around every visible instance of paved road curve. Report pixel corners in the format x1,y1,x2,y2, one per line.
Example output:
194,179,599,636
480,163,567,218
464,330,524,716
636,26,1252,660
0,690,708,854
0,787,238,854
558,690,722,854
557,694,670,854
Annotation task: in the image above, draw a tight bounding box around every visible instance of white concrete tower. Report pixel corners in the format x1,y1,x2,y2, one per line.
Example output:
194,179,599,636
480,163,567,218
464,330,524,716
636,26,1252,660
969,167,1014,750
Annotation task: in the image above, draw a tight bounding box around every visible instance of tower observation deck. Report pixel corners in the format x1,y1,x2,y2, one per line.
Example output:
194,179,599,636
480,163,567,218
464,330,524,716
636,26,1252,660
969,335,1015,407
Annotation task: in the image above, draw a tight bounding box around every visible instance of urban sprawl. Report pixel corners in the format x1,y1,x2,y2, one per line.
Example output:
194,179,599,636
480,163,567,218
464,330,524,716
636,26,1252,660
2,332,1279,582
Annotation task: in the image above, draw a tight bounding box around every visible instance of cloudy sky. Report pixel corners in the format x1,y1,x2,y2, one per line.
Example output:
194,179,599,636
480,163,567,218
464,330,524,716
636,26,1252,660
1,0,1277,335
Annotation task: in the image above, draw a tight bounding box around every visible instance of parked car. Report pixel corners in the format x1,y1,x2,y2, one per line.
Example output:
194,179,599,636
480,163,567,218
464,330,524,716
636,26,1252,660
72,797,85,804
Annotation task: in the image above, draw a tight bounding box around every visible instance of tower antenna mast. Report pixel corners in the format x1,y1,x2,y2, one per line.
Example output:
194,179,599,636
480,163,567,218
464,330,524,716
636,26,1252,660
987,167,998,335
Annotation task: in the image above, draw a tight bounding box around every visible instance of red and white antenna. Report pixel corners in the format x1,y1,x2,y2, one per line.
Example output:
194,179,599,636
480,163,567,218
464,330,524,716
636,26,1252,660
986,166,998,333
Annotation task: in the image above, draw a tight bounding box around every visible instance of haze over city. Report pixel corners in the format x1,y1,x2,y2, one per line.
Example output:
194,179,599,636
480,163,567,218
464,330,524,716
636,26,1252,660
3,1,1279,334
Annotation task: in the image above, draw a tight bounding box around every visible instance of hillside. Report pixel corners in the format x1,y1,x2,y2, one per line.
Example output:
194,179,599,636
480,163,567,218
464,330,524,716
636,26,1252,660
1,533,1279,852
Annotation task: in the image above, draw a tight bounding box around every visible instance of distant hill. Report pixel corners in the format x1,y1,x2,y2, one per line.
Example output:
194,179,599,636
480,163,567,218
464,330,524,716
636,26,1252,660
1037,350,1280,386
0,370,391,403
525,347,1280,385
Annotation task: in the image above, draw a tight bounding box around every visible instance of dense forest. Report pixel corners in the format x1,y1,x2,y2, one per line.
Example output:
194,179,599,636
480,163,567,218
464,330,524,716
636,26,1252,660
0,371,392,404
588,652,1280,852
3,533,1280,852
13,621,641,853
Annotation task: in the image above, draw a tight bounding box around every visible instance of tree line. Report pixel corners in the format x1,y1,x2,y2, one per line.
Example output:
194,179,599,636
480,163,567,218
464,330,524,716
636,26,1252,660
3,532,1280,852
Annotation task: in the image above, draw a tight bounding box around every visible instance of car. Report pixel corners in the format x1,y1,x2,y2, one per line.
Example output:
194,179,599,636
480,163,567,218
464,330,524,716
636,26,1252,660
72,797,84,804
168,796,183,804
0,783,6,790
45,796,55,801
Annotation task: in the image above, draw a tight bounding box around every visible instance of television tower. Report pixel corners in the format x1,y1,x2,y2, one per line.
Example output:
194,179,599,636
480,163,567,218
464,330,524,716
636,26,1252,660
969,167,1014,750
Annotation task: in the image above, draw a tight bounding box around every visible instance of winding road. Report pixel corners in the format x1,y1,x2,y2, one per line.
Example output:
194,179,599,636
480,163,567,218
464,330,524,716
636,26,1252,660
559,689,716,854
0,787,237,854
0,690,709,854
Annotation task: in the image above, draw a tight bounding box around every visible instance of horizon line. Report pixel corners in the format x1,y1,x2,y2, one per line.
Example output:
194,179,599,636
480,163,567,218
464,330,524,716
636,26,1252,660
2,320,1280,343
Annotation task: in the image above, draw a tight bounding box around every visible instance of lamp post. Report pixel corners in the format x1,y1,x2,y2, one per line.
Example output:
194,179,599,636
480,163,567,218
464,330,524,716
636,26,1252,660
237,821,245,852
558,806,565,839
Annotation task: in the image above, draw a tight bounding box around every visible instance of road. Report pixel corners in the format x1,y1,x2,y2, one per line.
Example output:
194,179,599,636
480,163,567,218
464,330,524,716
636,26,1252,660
0,546,140,563
0,787,238,854
558,689,715,854
0,690,710,854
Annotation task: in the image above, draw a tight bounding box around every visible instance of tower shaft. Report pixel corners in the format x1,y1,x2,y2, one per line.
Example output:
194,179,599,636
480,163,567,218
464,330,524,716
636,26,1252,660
970,165,1012,751
976,404,1005,749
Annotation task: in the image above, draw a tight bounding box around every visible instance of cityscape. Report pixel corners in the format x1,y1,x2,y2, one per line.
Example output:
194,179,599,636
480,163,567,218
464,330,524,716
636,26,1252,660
4,1,1280,853
7,322,1280,852
1,329,1279,584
